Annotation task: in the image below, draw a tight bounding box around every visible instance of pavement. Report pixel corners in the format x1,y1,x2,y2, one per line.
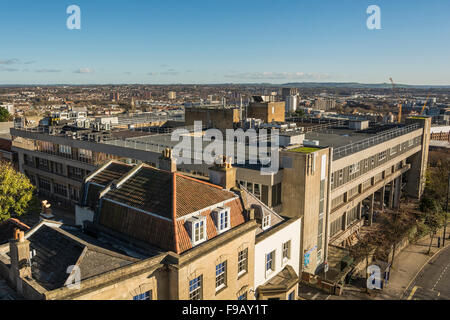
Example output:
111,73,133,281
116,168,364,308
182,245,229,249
383,227,450,299
403,243,450,300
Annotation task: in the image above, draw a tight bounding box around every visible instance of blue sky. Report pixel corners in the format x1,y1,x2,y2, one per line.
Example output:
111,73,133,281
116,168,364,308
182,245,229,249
0,0,449,85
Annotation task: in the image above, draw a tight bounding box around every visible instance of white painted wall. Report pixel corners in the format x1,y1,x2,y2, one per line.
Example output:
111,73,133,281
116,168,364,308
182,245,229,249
254,218,301,290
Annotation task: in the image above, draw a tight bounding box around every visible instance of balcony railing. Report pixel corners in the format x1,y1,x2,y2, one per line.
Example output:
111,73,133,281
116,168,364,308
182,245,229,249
333,123,421,160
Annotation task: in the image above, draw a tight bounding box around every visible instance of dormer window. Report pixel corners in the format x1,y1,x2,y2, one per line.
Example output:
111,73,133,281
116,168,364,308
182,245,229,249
262,214,271,230
187,216,207,246
213,207,231,234
252,204,271,230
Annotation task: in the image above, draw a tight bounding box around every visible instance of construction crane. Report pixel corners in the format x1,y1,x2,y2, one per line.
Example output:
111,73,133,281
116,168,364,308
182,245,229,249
420,94,431,115
389,77,403,123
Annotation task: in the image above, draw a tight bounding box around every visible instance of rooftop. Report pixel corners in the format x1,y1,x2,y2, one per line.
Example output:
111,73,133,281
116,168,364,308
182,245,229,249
84,162,247,254
7,222,140,291
288,146,320,154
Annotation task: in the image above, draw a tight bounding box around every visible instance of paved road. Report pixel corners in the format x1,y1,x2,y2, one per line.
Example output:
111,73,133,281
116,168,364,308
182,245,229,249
405,244,450,300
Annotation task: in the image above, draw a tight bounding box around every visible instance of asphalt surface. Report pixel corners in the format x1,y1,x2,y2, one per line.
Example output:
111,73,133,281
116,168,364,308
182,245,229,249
405,244,450,300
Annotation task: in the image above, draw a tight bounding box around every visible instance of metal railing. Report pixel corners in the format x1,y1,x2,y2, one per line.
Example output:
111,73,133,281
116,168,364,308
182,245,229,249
333,123,421,160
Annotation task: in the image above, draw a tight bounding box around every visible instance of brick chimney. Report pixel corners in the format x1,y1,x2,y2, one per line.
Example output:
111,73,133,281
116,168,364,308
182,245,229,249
208,155,236,190
158,148,177,173
9,229,32,283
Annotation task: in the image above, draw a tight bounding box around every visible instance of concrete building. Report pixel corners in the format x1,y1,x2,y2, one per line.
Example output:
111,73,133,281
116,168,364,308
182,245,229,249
247,100,285,123
168,91,177,100
279,117,431,280
313,98,336,111
281,88,299,101
184,105,240,130
285,95,298,114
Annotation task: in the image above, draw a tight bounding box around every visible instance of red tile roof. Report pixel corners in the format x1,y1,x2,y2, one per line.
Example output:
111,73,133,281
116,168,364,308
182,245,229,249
91,162,247,254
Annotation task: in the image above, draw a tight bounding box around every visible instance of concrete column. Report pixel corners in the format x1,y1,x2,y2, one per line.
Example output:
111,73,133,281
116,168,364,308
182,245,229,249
343,211,348,230
368,194,374,226
389,181,395,209
393,176,402,209
358,202,362,220
380,186,386,212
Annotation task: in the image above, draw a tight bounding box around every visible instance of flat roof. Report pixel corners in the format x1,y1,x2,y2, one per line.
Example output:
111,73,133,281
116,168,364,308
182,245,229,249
305,129,373,149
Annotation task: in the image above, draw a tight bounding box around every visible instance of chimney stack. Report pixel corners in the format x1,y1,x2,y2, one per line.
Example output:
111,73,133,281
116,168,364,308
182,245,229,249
208,155,237,190
9,229,32,285
158,148,177,173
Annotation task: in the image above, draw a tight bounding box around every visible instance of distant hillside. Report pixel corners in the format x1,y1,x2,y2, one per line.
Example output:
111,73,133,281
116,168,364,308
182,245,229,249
280,82,450,89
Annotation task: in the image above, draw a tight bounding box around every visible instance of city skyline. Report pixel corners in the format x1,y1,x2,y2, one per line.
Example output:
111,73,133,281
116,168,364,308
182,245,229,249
1,0,450,85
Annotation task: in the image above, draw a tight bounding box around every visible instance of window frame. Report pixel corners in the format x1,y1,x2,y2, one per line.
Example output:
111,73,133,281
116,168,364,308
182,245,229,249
215,261,227,291
282,241,291,264
189,276,203,300
237,248,248,276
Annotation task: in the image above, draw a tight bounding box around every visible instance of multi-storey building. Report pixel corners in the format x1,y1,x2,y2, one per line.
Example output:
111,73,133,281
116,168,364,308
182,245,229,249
247,100,285,123
280,117,431,276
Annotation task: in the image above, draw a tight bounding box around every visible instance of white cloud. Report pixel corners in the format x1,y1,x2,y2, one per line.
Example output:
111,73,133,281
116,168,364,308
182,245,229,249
74,68,94,74
0,59,20,65
35,69,62,73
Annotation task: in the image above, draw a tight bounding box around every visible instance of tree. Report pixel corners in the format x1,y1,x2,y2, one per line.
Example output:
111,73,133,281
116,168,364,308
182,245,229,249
294,109,306,118
382,208,415,268
0,161,38,222
350,231,380,292
0,107,11,122
425,158,450,209
420,197,444,254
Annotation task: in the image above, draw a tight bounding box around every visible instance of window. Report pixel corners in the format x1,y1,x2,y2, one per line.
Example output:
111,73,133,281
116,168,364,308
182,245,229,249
218,209,230,233
390,146,397,156
330,217,343,237
188,216,207,245
59,145,71,155
408,139,414,147
339,170,343,181
219,211,228,231
54,183,68,197
266,251,275,273
133,290,152,300
319,180,325,214
194,220,205,243
262,214,271,230
38,177,51,191
350,163,360,175
238,292,247,300
378,151,387,161
79,148,93,162
214,207,230,233
364,159,369,169
282,241,291,262
53,162,63,175
331,173,334,185
254,183,261,200
288,291,295,300
215,261,227,290
189,276,202,300
238,248,248,275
